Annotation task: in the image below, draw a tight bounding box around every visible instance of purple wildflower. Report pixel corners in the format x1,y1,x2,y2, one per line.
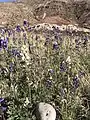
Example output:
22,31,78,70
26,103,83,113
52,26,60,33
0,39,3,50
8,30,12,36
73,76,79,89
12,49,20,57
9,63,14,72
78,71,85,78
0,37,8,50
54,33,61,40
83,36,88,46
23,20,29,27
3,38,8,50
23,33,27,39
46,79,52,88
48,69,54,74
23,20,27,25
16,25,21,32
53,41,58,49
1,106,7,112
4,28,7,33
1,29,5,34
60,61,67,72
0,98,4,103
3,41,8,49
75,39,81,49
0,98,7,115
28,27,32,32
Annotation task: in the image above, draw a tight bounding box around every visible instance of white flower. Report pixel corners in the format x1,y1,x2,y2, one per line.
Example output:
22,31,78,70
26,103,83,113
66,56,71,64
50,76,52,79
24,97,30,106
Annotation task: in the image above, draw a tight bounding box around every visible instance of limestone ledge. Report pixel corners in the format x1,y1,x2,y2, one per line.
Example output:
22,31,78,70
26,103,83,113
0,23,90,33
30,23,90,33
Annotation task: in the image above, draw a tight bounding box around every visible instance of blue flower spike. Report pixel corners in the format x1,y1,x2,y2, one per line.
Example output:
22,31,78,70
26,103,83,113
60,61,67,72
1,106,7,112
23,19,29,27
0,98,4,103
0,39,3,50
23,20,27,25
16,24,21,32
53,41,58,49
73,76,79,89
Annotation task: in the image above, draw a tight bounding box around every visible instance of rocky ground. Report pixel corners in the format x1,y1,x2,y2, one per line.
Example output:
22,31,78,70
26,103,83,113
0,0,90,29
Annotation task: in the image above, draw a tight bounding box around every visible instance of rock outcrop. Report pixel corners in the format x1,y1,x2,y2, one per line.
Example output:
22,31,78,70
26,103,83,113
32,0,90,28
36,102,56,120
0,0,90,28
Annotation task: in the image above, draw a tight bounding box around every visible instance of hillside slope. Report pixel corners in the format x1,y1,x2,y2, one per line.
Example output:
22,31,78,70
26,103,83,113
0,2,37,27
0,0,90,29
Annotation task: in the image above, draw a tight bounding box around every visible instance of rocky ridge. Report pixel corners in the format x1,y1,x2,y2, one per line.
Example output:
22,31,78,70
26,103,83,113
33,0,90,29
0,0,90,30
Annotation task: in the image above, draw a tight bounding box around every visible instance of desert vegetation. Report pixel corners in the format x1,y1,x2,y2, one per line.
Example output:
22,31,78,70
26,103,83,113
0,0,90,120
0,20,90,120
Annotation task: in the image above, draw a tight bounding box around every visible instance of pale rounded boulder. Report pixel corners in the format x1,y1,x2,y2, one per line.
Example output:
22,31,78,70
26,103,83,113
36,102,56,120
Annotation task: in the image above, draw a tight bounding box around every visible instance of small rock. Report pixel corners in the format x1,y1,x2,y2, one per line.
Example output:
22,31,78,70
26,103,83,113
36,102,56,120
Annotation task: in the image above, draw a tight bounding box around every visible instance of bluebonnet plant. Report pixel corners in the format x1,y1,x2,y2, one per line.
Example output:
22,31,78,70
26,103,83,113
78,71,85,78
23,20,29,27
0,37,8,50
8,29,12,36
16,24,21,32
28,27,32,32
48,69,54,74
53,41,58,49
46,79,52,88
0,98,7,120
23,20,27,26
60,61,67,72
0,98,4,103
0,29,6,35
9,62,14,72
0,39,3,50
83,36,88,46
11,49,20,57
4,37,8,49
0,98,7,112
52,26,60,33
73,76,79,89
1,106,7,112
